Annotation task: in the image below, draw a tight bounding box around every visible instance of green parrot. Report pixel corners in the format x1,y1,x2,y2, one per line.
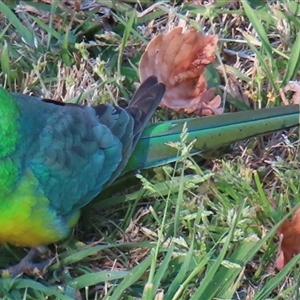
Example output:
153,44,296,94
0,75,299,277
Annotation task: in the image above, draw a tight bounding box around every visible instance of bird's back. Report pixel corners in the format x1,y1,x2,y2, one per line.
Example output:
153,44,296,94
0,76,165,246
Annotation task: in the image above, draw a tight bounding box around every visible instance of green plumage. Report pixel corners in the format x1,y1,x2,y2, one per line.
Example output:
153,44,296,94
0,88,20,157
0,76,165,247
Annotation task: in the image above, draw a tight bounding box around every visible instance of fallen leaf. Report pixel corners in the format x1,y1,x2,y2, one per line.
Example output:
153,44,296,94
139,27,222,116
275,207,300,270
279,81,300,105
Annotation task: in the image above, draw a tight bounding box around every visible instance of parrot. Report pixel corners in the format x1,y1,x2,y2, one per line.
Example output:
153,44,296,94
0,75,299,277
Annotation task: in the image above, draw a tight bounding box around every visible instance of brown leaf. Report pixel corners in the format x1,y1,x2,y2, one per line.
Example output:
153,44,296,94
279,81,300,105
139,27,221,116
275,207,300,270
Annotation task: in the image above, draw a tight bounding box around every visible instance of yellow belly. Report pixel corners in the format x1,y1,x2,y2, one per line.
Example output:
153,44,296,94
0,170,80,247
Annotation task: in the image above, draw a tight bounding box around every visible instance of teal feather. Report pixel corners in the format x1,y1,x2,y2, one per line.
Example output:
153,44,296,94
8,76,165,216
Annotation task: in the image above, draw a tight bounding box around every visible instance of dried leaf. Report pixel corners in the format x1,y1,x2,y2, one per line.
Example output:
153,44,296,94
139,27,221,116
275,207,300,270
279,81,300,105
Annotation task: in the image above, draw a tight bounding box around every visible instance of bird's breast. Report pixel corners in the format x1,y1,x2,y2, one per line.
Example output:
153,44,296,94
0,169,77,247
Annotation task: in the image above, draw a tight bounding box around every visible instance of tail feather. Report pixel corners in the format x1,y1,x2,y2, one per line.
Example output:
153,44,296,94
130,76,161,106
124,104,300,173
92,76,165,187
126,76,166,146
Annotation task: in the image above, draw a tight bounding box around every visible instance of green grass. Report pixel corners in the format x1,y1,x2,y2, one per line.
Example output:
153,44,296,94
0,0,300,299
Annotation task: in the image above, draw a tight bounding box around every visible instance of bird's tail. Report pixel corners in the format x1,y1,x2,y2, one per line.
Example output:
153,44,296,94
126,76,166,147
124,104,300,173
96,76,166,187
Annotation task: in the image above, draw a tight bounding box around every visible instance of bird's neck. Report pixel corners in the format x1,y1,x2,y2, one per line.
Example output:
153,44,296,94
0,87,20,158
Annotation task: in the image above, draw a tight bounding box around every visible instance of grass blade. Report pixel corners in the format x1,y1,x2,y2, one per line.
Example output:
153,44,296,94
0,1,35,46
